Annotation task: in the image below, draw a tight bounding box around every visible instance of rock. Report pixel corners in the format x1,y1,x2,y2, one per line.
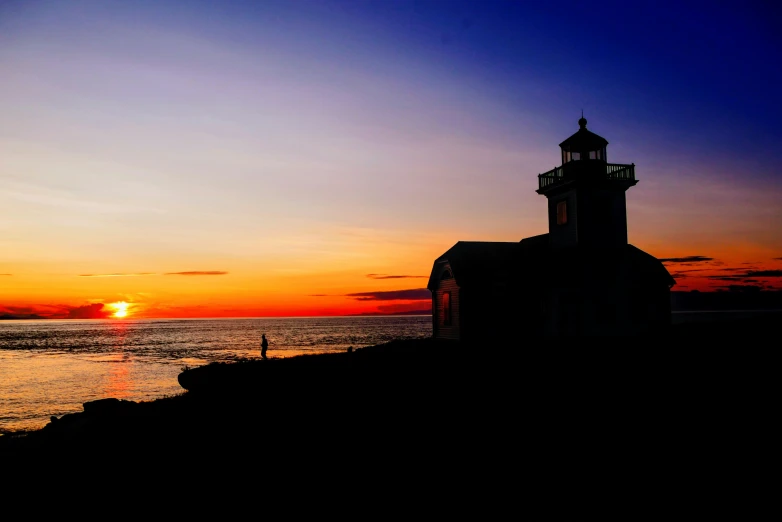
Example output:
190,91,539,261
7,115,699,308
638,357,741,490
82,398,138,415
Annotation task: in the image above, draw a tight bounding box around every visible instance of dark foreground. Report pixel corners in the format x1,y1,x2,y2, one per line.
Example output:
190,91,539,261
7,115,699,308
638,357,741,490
1,315,778,517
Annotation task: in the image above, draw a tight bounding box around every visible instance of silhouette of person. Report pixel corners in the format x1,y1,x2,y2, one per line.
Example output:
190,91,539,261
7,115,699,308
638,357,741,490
261,334,269,360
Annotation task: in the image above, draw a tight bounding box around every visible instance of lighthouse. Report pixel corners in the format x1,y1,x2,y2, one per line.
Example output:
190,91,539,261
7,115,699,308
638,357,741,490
536,116,637,250
428,117,675,339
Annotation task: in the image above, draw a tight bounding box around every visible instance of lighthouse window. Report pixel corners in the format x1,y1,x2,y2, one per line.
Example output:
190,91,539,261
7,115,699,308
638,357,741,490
571,152,581,161
557,200,568,225
589,150,601,160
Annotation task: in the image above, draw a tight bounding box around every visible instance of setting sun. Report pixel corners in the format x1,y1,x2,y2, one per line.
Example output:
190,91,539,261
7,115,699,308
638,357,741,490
109,302,129,318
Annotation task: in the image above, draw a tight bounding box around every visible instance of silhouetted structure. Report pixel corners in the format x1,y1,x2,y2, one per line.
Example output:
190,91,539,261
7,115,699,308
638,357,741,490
428,117,675,339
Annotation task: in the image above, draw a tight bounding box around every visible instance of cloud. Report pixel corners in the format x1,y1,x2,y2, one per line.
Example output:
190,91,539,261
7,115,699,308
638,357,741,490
66,303,111,319
375,303,433,314
744,270,782,277
345,289,431,301
774,257,782,261
308,294,329,297
366,274,428,280
708,270,782,280
77,271,231,277
79,273,157,277
718,284,764,292
0,273,11,276
0,305,38,315
164,271,228,276
659,256,714,264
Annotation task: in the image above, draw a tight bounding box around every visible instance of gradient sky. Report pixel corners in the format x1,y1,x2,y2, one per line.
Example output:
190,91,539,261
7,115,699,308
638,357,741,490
1,0,781,319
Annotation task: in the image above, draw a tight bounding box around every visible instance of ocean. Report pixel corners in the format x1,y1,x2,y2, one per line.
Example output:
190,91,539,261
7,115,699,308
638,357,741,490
0,315,433,433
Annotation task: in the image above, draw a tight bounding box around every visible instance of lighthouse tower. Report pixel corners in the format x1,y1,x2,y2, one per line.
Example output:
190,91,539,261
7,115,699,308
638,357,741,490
536,117,637,250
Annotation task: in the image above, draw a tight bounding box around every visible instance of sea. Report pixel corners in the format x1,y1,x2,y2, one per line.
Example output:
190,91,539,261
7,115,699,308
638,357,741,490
0,315,432,434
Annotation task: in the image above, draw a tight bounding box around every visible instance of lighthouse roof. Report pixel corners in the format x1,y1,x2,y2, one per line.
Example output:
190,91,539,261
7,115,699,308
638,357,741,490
559,117,609,151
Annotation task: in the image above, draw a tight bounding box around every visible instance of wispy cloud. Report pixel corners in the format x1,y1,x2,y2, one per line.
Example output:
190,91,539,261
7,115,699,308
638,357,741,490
744,270,782,277
366,274,427,279
164,271,228,276
79,273,157,277
4,185,163,214
66,303,111,319
0,273,11,276
708,270,782,279
375,303,432,314
1,305,38,315
345,289,431,301
78,271,230,277
671,268,711,278
660,256,714,264
716,284,764,292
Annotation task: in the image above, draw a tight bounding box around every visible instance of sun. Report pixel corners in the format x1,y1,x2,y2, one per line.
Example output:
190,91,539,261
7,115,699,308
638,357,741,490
108,301,130,318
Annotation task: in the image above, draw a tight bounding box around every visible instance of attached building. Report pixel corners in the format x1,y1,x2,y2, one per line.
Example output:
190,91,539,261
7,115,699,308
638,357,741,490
428,118,675,340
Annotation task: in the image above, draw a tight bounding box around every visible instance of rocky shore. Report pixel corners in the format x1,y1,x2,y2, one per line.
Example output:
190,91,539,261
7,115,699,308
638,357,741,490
1,315,777,517
1,314,777,454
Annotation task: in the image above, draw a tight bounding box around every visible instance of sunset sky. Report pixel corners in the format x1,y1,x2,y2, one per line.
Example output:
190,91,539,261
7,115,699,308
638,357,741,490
2,0,781,319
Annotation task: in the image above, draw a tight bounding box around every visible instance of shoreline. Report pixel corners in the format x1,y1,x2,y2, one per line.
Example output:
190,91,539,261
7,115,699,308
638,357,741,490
2,313,779,455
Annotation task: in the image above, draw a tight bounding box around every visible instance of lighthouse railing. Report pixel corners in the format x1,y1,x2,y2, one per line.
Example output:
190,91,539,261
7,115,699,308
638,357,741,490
538,162,635,190
606,163,635,181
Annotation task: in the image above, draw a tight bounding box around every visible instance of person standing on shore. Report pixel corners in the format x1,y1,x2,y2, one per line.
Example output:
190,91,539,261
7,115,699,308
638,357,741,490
261,334,269,360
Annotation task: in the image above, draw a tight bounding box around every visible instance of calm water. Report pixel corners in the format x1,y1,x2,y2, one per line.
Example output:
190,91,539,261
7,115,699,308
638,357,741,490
0,316,432,433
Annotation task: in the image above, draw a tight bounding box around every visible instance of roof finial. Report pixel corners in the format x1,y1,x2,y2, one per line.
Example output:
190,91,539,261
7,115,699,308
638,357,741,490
578,110,587,129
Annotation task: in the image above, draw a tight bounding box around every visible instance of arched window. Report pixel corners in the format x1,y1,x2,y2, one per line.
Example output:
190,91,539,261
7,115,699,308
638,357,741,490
440,268,453,280
442,292,452,326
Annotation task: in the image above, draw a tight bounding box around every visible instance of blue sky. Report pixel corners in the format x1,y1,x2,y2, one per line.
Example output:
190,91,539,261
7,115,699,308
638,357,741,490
1,0,781,317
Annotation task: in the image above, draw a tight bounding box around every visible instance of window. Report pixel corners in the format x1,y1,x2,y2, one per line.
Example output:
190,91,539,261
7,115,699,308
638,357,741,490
589,150,601,160
557,200,568,225
442,292,452,326
571,152,581,161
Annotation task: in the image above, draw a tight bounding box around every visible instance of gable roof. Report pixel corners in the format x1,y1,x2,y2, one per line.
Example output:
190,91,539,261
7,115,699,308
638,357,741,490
427,240,524,291
428,235,675,291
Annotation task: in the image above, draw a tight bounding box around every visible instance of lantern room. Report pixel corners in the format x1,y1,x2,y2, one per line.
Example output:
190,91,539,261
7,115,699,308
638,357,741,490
559,116,608,164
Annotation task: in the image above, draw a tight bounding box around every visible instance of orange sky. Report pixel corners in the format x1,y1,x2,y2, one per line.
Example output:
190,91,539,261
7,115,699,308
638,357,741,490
1,1,781,319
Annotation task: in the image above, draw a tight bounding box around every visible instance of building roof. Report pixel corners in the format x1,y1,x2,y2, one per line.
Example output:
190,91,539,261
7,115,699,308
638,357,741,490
428,235,675,291
427,241,525,291
558,117,609,151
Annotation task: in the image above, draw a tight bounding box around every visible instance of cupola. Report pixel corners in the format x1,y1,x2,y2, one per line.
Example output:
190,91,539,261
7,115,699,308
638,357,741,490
558,116,608,164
